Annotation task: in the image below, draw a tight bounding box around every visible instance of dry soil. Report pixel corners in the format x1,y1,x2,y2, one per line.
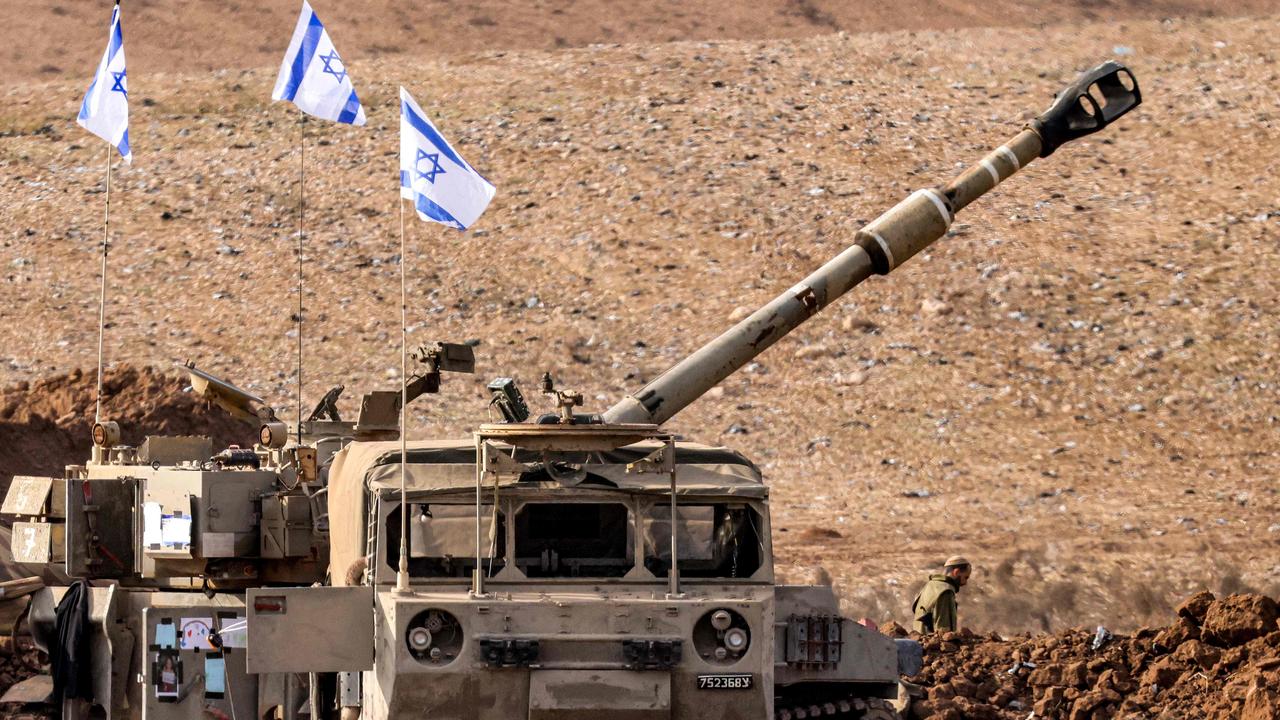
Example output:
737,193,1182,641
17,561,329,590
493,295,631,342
0,0,1277,652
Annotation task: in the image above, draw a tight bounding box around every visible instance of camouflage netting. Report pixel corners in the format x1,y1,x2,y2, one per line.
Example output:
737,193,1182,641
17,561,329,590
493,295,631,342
896,592,1280,719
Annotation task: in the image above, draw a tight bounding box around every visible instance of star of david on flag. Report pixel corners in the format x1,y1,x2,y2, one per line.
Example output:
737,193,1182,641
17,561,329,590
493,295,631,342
415,150,446,184
271,0,366,125
77,4,131,163
399,87,496,231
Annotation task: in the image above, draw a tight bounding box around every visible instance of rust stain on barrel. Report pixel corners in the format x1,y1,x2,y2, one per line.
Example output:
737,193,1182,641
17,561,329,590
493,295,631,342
794,286,819,315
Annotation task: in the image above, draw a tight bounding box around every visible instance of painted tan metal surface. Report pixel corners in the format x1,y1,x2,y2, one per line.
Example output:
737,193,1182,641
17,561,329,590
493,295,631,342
476,422,660,452
10,523,51,564
1,476,55,516
529,669,671,719
362,588,776,720
246,587,374,673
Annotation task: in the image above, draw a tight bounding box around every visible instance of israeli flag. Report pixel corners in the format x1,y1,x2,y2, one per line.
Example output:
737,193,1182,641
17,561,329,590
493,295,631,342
271,1,366,125
399,88,496,230
77,4,131,163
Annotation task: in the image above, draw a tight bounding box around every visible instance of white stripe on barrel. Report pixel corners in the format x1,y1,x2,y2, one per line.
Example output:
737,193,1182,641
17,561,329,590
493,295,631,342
997,145,1021,171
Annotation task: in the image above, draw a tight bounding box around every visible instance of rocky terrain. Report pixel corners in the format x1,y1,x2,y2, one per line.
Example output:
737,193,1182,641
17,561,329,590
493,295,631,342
897,591,1280,719
0,642,43,716
5,9,1278,633
7,0,1275,85
0,1,1278,715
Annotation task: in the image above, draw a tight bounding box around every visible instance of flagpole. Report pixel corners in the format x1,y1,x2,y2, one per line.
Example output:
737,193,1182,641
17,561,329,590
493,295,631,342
94,142,112,425
296,109,306,442
396,196,410,593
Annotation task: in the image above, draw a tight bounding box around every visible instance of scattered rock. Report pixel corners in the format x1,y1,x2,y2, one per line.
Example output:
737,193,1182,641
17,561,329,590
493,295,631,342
1155,616,1200,650
833,370,867,386
1174,638,1222,670
1177,590,1217,624
798,526,842,541
793,344,831,360
1242,672,1280,720
903,592,1280,720
1203,594,1280,646
840,317,880,333
921,297,952,316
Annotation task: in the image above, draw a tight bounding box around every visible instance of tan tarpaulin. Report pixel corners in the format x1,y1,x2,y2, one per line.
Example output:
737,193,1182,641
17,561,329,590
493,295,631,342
326,438,764,586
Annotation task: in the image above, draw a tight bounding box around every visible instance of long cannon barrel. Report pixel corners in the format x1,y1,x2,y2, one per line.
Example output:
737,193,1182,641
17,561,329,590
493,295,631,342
604,61,1141,426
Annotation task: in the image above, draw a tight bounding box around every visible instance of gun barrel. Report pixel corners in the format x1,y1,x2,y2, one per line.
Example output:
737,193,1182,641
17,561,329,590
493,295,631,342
603,62,1140,426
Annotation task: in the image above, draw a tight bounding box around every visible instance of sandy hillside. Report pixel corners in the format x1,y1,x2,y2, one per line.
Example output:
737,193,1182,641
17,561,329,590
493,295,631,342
1,7,1278,634
4,0,1274,84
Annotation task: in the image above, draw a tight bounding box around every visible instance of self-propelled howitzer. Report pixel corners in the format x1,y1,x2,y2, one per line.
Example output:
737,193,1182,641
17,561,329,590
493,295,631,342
239,61,1142,720
2,61,1142,720
604,61,1141,426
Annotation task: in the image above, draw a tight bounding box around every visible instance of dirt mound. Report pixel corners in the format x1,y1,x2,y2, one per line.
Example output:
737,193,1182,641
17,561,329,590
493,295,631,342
1202,594,1279,647
0,639,44,707
900,592,1280,719
0,366,250,488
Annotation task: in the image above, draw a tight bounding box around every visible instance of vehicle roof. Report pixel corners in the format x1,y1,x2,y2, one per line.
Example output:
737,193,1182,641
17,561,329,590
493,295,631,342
333,438,766,497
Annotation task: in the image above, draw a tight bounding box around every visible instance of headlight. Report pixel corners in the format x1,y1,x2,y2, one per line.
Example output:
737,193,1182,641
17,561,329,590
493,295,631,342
711,610,733,631
259,422,288,449
694,608,751,664
92,421,121,447
408,627,432,651
405,609,462,665
724,628,749,653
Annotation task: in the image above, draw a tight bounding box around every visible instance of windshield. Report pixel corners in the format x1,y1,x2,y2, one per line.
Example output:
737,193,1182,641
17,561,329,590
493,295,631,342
386,503,505,578
515,502,632,578
643,503,763,579
381,495,766,582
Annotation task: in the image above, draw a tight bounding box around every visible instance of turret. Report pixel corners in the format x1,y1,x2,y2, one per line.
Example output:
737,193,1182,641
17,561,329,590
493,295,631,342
603,61,1141,426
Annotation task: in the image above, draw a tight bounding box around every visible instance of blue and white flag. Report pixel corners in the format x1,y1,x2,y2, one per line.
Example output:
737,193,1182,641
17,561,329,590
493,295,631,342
77,4,131,163
271,1,366,125
399,88,496,231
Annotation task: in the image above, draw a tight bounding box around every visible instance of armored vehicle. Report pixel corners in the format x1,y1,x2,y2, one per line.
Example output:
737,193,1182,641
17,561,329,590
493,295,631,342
4,61,1139,720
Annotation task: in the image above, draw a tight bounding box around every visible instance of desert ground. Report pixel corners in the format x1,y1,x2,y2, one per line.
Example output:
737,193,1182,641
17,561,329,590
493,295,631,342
0,1,1278,716
6,0,1275,86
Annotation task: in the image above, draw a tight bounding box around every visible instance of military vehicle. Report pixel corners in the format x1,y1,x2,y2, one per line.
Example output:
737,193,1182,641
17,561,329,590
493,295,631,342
3,61,1140,720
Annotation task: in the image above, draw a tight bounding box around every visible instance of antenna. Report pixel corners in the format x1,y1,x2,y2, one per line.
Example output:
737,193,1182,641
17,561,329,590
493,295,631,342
296,109,306,443
94,143,112,438
395,196,410,594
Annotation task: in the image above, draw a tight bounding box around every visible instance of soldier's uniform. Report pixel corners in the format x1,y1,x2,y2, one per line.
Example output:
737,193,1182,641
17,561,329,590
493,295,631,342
911,574,959,633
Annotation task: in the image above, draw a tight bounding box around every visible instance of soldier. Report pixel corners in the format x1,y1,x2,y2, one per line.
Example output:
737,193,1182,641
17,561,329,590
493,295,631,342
911,556,972,633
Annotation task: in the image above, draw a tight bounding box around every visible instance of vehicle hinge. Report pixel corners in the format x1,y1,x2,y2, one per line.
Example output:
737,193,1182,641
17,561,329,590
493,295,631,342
784,615,844,668
622,639,682,670
478,638,540,668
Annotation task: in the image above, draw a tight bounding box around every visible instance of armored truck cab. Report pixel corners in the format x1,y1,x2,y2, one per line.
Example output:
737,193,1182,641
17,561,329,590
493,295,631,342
247,429,902,720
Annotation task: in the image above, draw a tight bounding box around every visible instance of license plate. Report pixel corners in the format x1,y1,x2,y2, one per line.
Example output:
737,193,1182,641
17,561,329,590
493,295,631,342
697,674,753,690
